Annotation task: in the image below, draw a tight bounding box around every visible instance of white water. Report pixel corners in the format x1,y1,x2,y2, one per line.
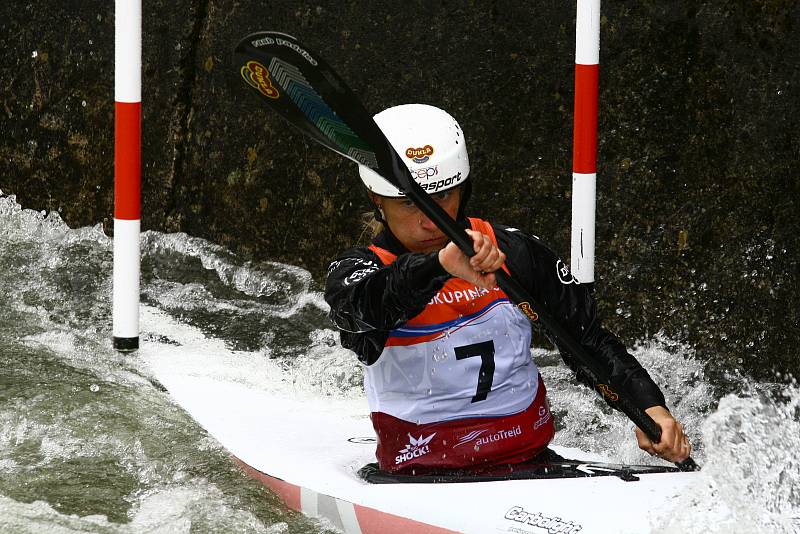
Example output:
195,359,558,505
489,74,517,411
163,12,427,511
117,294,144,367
1,192,798,533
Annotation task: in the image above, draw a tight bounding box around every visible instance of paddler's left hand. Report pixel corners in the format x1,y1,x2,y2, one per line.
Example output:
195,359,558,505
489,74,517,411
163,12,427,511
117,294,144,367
438,229,506,290
635,406,691,462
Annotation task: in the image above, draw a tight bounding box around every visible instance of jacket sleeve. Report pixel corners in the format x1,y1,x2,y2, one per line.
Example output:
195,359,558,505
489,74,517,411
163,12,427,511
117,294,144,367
496,225,667,412
324,247,451,365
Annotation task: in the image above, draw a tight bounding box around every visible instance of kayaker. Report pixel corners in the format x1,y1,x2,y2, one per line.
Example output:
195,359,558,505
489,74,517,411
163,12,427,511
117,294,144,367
324,104,691,474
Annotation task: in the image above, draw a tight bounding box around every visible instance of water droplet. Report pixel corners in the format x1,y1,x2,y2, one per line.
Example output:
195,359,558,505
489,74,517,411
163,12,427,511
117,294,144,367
89,384,100,392
426,388,432,395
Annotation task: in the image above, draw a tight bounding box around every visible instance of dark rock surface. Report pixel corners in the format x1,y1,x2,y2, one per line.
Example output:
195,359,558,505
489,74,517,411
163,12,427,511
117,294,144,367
1,1,798,378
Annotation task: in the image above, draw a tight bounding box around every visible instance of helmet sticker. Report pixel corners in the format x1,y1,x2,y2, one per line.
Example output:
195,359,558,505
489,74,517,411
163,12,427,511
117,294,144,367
410,165,439,180
421,172,462,193
405,145,434,164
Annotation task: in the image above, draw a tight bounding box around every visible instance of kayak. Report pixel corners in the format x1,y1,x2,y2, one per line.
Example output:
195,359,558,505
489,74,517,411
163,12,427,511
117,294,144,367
141,307,699,534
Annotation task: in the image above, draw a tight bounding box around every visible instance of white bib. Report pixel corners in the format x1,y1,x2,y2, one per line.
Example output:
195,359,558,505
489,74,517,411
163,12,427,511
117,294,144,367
364,291,538,424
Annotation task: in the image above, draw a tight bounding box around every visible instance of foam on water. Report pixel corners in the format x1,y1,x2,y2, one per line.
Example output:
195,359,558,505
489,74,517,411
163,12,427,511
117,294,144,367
2,191,799,532
657,386,800,533
543,335,713,465
0,481,292,534
0,193,342,532
140,231,313,309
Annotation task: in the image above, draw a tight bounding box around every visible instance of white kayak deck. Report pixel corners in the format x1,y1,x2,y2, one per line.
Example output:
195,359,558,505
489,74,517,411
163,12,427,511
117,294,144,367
141,307,698,534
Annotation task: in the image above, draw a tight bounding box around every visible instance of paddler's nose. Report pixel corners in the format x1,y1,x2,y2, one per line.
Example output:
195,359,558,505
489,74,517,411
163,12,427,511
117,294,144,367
419,214,437,231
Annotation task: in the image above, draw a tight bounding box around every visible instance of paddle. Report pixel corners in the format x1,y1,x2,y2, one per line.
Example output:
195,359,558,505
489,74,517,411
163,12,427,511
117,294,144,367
233,31,699,472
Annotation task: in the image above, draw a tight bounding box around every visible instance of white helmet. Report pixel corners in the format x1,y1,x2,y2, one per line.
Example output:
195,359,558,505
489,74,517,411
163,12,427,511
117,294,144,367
359,104,470,197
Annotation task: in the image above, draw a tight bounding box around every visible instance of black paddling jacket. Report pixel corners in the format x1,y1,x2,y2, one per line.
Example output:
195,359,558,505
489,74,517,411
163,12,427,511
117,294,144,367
324,219,667,412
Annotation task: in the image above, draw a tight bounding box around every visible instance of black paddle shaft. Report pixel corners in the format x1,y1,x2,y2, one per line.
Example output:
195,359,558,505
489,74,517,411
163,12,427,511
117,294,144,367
233,31,698,472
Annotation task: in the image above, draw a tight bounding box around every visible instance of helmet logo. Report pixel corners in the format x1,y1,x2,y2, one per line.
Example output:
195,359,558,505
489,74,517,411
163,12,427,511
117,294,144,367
422,171,461,193
405,145,434,164
241,61,280,99
411,165,439,180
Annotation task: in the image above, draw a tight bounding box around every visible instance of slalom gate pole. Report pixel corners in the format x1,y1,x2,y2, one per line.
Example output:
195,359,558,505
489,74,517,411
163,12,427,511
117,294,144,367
113,0,141,351
571,0,599,286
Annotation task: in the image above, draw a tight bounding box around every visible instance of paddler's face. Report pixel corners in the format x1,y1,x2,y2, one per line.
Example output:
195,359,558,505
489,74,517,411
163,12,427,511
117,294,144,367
373,188,461,253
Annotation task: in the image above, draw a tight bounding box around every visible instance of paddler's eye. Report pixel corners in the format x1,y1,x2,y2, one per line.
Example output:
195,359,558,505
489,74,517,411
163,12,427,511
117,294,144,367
432,190,451,203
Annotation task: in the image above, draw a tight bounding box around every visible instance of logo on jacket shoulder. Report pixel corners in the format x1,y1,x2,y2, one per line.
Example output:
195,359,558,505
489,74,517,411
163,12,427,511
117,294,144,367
556,259,578,285
344,267,377,286
329,257,379,284
395,432,436,465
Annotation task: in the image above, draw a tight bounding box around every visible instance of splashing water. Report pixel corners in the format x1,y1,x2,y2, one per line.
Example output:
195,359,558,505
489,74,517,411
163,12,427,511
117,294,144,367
1,192,798,532
656,386,800,533
0,193,343,533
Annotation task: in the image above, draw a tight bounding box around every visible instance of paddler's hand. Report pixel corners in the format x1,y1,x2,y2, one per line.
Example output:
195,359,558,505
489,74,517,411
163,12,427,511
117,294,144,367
635,406,692,462
438,229,506,290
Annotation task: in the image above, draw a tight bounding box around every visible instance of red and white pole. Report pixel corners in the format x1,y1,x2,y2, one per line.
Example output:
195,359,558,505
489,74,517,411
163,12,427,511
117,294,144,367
113,0,141,351
571,0,599,285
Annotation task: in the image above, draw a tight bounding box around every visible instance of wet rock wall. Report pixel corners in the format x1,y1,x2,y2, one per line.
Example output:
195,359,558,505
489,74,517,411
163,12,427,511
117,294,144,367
1,1,798,378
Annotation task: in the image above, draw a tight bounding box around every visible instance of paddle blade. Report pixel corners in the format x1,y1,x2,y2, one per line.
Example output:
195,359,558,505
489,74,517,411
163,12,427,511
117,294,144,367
233,31,384,173
232,31,470,251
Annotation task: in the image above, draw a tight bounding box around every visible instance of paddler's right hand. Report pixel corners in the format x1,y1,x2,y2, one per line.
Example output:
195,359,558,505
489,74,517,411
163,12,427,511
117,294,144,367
438,229,506,291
